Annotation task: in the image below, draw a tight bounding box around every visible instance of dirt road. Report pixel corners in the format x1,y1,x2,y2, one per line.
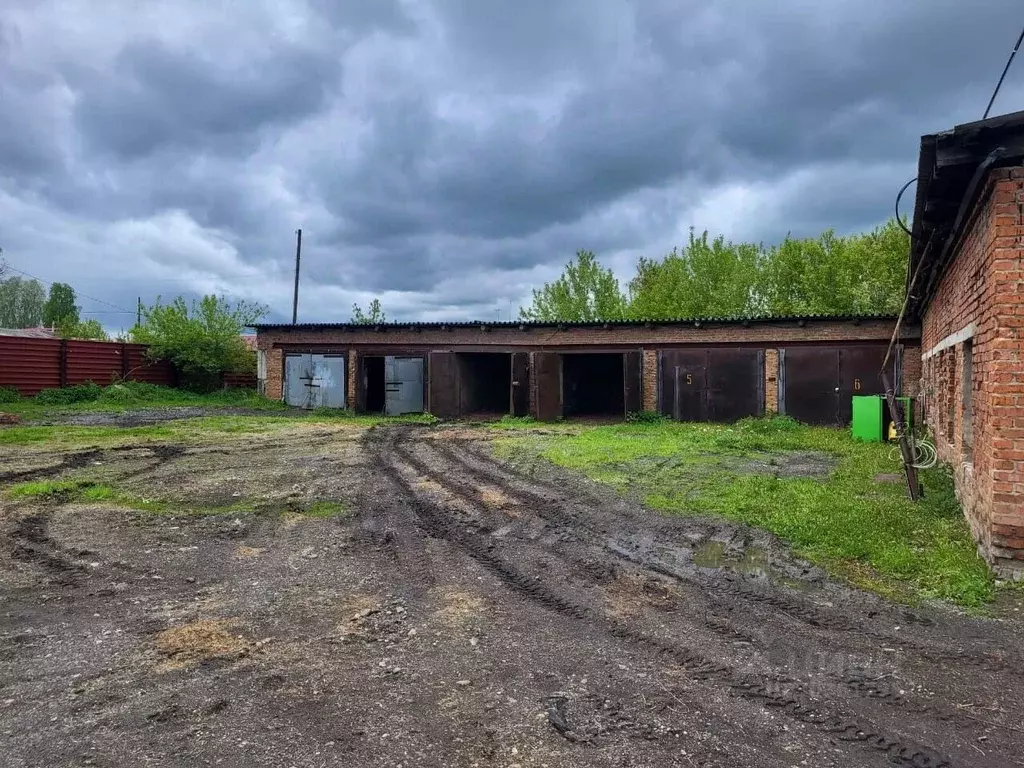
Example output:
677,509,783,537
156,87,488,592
1,424,1022,767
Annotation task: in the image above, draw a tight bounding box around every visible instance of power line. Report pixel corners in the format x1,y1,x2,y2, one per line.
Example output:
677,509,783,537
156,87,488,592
4,263,135,314
894,176,916,236
984,24,1024,119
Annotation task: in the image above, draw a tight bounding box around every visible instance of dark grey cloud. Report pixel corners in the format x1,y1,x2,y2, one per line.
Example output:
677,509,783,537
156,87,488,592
0,0,1022,325
73,39,339,161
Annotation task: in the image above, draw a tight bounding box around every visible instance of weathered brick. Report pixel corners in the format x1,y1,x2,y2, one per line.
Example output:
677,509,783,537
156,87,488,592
642,349,658,412
921,164,1024,571
764,348,779,411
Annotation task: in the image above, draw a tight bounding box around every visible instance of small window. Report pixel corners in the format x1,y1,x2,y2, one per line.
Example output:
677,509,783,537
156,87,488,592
962,340,973,457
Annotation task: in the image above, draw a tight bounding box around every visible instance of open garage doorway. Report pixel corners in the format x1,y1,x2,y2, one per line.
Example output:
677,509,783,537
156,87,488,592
358,355,424,415
563,353,625,417
362,357,386,413
457,353,512,418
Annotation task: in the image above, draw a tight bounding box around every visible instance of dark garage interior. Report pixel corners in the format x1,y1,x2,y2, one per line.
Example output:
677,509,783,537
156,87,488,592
458,353,512,416
563,353,624,417
362,356,386,413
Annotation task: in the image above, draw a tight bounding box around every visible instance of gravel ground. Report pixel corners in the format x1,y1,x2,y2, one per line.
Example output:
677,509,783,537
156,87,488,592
1,423,1022,767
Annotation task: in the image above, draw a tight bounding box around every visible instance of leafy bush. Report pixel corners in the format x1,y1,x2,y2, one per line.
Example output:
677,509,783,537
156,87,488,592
130,295,266,391
35,382,102,405
626,410,667,424
98,384,136,403
97,381,172,404
0,386,20,404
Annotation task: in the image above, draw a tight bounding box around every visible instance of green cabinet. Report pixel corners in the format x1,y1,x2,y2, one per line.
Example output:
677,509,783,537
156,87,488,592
852,396,884,442
852,395,912,442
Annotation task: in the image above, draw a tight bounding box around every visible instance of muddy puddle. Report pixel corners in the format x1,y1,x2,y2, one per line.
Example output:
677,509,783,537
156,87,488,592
691,540,816,590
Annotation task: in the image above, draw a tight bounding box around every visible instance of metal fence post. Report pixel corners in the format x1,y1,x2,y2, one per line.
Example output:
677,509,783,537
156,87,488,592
58,339,68,387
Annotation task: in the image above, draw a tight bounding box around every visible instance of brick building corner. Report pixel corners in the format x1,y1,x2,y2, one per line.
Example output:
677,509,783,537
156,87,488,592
911,112,1024,577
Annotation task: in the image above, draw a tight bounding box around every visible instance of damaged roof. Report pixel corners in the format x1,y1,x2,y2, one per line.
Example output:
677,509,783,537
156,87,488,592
910,109,1024,314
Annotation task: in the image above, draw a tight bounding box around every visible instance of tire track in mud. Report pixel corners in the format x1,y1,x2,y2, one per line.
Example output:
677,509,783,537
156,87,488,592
402,434,1017,748
390,439,620,596
439,438,1023,676
368,428,955,768
9,513,88,585
0,449,104,484
353,454,437,595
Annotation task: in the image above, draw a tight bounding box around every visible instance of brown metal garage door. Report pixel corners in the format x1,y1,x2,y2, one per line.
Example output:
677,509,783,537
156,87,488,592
623,351,643,414
428,351,459,419
530,352,562,421
838,346,889,424
780,346,891,425
511,352,529,417
659,349,764,422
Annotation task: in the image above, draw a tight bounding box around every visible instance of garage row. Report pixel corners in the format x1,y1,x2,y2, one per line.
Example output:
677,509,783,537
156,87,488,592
280,345,905,426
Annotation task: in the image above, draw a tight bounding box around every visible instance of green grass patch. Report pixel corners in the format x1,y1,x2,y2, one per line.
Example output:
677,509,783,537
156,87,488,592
299,500,348,518
496,416,994,608
0,424,177,446
7,479,103,499
5,478,167,511
0,411,436,448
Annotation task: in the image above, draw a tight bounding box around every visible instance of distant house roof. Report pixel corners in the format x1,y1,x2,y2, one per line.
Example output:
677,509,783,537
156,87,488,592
0,327,57,339
910,110,1024,315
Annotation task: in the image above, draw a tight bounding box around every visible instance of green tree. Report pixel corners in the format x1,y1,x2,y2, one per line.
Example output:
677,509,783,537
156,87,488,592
845,218,911,314
0,276,45,328
519,250,626,321
351,298,386,324
628,230,762,319
130,295,268,389
42,282,80,327
758,219,909,315
57,318,108,340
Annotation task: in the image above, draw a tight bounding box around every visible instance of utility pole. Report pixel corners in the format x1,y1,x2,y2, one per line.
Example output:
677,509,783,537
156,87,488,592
291,228,302,324
136,297,142,326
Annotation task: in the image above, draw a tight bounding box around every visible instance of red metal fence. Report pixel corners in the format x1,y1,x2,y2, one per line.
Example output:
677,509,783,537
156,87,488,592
222,371,258,389
0,337,176,396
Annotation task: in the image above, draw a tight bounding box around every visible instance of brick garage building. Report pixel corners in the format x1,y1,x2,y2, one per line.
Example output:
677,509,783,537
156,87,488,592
254,316,919,425
911,111,1024,576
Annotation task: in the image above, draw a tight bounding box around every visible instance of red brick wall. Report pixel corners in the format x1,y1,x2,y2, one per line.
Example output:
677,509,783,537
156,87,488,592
642,349,658,412
920,167,1024,576
764,349,779,412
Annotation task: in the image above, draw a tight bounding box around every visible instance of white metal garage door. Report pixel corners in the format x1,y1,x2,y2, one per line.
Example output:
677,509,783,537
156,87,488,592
384,356,424,415
284,353,346,408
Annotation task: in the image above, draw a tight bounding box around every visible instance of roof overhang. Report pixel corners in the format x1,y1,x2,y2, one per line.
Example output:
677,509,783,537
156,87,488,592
910,110,1024,315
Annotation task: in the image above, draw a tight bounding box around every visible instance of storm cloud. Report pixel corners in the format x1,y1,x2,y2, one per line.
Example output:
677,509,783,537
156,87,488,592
1,0,1021,326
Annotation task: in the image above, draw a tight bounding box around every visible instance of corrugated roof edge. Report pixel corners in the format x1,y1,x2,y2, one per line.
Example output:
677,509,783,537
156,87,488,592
250,313,903,331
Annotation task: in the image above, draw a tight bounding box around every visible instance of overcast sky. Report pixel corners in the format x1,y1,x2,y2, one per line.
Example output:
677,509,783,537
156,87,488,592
1,1,1022,327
